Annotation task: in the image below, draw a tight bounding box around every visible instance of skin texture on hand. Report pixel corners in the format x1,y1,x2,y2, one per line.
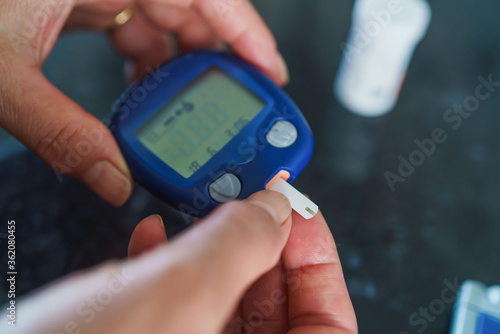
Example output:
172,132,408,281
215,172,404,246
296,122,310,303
0,3,356,332
0,0,289,206
15,190,357,334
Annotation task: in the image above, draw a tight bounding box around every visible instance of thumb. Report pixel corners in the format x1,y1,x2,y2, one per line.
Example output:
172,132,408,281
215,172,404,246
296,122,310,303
13,190,292,334
0,63,133,206
122,190,293,333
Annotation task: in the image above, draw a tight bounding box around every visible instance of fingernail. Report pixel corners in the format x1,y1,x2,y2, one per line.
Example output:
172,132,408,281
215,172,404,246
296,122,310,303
114,156,131,179
149,214,164,229
277,52,290,85
248,190,292,225
83,160,132,206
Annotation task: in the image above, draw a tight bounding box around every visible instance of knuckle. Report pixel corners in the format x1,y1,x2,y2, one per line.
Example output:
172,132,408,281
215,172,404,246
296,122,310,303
35,122,86,168
36,122,76,161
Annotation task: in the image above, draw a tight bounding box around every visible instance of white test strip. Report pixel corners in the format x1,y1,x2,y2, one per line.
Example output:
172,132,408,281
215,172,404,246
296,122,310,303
269,178,318,219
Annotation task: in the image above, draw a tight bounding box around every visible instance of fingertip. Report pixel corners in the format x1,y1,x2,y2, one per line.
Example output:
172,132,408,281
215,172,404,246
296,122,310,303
82,160,133,207
128,214,168,258
243,50,289,87
284,210,338,270
276,52,290,86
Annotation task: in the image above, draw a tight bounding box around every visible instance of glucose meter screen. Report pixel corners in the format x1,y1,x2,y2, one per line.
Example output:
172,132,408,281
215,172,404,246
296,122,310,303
136,68,265,178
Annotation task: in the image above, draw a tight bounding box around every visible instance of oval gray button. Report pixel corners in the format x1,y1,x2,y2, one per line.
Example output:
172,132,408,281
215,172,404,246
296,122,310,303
209,173,242,203
266,120,298,148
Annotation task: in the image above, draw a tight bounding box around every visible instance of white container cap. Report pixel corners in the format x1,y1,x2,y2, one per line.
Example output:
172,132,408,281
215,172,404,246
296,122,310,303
354,0,432,40
334,0,432,117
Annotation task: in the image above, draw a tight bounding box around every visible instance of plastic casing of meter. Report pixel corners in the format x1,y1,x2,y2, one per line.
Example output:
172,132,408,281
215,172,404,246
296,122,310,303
111,51,314,217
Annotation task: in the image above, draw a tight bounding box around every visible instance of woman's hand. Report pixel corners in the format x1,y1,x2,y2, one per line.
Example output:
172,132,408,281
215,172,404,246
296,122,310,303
0,0,289,206
17,190,357,334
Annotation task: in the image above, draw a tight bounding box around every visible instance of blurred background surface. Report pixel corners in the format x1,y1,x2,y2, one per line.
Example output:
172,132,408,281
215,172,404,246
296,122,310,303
1,0,500,333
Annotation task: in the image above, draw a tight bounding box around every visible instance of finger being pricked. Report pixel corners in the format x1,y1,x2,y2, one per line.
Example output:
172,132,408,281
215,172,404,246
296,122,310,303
283,211,358,334
128,214,168,257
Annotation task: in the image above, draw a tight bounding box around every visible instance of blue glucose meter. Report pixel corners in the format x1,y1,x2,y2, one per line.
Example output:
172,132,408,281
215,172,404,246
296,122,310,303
111,51,314,217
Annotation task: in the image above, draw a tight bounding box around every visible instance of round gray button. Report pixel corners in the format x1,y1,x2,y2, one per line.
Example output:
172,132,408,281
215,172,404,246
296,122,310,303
266,120,298,148
209,173,242,203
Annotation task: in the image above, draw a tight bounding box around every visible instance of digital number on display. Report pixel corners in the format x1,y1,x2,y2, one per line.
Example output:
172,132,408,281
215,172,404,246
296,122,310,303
136,69,265,178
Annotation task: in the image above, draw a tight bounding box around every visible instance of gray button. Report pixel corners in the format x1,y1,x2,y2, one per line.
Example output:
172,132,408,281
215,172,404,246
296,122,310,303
266,120,298,148
209,173,242,203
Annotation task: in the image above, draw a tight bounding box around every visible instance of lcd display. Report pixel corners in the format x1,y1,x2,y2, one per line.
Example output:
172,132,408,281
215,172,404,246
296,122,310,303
136,68,265,178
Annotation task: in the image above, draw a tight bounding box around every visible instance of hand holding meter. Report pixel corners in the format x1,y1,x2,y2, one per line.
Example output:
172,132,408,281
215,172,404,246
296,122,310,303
111,51,315,218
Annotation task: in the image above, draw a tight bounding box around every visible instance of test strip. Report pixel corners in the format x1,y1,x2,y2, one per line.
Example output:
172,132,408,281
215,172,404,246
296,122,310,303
269,178,318,219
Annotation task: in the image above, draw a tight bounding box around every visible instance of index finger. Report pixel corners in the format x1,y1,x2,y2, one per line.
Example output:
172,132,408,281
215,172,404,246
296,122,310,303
141,0,289,85
282,211,358,334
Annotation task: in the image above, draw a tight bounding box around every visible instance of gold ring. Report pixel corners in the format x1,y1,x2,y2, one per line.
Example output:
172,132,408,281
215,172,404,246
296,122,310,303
114,8,134,26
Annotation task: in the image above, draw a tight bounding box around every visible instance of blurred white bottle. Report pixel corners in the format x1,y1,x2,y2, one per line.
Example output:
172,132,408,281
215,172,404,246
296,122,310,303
334,0,432,117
